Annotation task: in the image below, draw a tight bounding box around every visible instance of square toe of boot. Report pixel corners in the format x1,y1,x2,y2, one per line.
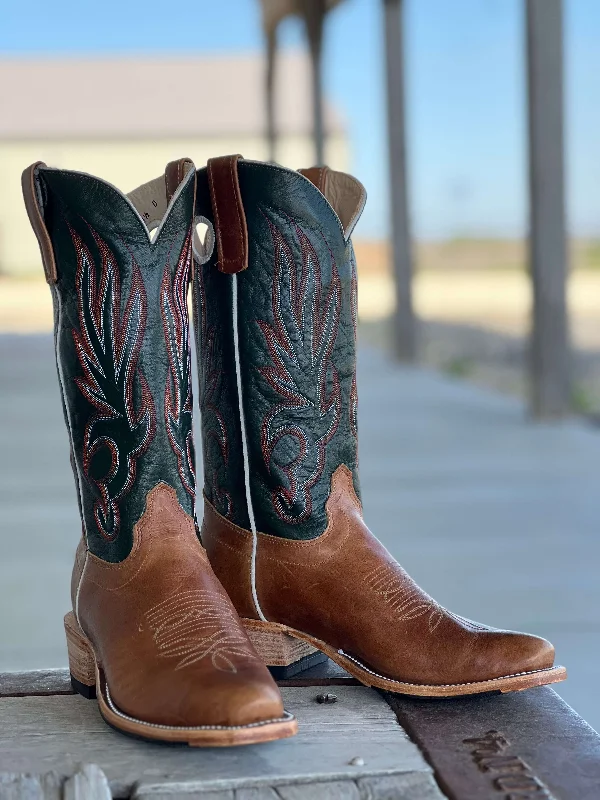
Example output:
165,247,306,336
473,631,556,681
183,667,286,728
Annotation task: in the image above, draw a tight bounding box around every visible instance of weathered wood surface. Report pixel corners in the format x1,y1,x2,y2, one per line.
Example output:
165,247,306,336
0,668,73,697
5,666,600,798
0,687,434,799
133,773,443,799
387,685,600,800
0,662,357,696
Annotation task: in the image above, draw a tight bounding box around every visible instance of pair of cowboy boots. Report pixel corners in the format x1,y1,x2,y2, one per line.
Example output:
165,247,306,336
22,156,565,747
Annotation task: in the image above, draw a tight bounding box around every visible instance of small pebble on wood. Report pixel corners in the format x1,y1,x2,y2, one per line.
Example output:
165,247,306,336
316,693,338,704
349,756,365,766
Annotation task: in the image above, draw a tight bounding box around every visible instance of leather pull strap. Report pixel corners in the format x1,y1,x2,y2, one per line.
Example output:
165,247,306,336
299,166,329,194
165,157,194,204
21,162,58,284
207,154,248,274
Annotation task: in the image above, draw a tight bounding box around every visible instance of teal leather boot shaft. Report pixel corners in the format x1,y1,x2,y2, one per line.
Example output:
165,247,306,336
24,164,197,562
193,160,362,540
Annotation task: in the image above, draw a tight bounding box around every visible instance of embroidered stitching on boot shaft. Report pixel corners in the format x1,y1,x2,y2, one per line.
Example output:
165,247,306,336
70,224,156,541
161,228,196,498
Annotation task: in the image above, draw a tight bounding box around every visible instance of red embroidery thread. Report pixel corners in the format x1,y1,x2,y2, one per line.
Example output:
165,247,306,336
258,216,342,524
195,259,232,517
161,230,196,498
71,225,156,540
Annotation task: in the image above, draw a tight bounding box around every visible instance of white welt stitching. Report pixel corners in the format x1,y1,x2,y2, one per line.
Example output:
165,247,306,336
104,682,293,732
337,649,559,689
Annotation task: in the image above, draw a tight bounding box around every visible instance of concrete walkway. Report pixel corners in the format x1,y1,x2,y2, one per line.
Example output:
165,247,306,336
1,334,598,730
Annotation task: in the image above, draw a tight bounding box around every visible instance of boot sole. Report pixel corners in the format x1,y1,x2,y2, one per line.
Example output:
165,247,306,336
64,612,297,746
242,618,567,698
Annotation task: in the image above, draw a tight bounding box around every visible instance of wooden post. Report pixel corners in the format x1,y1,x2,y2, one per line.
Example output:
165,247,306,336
265,26,277,162
526,0,570,418
384,0,416,362
303,0,327,166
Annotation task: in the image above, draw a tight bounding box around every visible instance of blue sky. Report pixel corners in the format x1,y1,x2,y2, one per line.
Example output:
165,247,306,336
2,0,598,239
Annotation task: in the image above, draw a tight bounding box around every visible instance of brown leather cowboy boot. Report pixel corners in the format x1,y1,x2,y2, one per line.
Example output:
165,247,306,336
185,155,566,698
21,159,296,745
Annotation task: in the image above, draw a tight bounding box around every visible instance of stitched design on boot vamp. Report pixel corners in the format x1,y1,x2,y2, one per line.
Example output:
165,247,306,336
365,564,444,633
145,589,258,672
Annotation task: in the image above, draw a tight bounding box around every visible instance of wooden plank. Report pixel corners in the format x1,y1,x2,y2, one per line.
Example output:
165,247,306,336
383,0,416,362
63,765,111,800
0,687,430,798
235,790,278,800
277,782,360,800
133,790,235,800
385,686,600,800
134,776,446,800
358,773,445,799
0,669,73,698
526,0,570,418
0,662,356,698
276,659,359,687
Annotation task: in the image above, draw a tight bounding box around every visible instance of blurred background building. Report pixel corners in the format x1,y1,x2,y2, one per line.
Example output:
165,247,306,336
1,0,599,409
0,53,348,277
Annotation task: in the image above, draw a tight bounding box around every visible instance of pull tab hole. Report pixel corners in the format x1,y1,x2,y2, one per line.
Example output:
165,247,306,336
193,216,215,265
196,221,209,245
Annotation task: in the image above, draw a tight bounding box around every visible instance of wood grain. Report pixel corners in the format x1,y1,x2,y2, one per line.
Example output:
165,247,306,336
0,687,432,798
358,773,444,800
0,669,73,698
0,661,358,696
277,781,360,799
132,775,445,800
387,685,600,800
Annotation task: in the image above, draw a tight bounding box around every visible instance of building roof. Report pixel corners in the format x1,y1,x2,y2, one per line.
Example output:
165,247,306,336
0,52,344,140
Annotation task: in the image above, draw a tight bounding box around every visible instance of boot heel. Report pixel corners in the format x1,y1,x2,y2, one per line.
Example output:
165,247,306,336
243,620,328,679
64,611,97,699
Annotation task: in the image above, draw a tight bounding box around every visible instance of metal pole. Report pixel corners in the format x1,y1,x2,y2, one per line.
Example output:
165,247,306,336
384,0,416,362
526,0,570,418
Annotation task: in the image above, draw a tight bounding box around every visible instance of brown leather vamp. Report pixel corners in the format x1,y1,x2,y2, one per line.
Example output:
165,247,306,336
76,483,284,727
202,466,554,687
